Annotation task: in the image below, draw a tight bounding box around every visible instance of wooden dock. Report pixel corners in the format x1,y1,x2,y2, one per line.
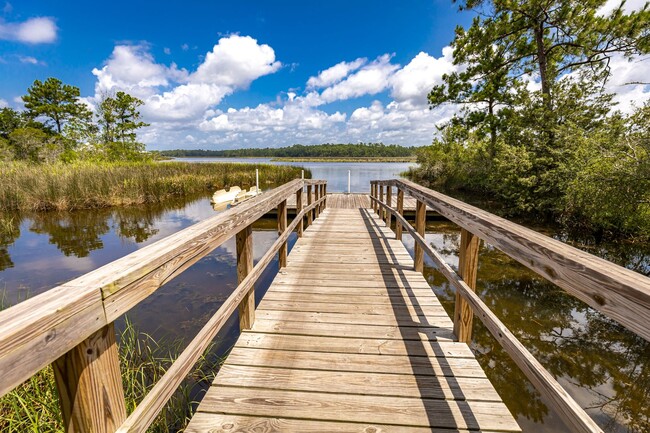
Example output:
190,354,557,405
186,203,520,432
3,178,647,433
282,192,437,216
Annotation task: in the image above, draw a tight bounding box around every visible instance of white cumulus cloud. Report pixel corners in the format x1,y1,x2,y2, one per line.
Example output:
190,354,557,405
307,58,366,89
0,17,57,44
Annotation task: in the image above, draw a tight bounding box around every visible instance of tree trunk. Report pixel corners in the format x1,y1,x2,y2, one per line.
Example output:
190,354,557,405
534,22,551,110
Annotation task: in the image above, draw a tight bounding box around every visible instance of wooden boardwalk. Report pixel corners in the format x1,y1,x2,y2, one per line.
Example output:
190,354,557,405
283,192,434,213
186,203,520,431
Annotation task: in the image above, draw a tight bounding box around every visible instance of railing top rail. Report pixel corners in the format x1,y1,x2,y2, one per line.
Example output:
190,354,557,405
0,178,324,397
372,178,650,343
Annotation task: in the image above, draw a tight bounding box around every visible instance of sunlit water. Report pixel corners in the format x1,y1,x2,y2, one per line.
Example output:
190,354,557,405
0,161,648,432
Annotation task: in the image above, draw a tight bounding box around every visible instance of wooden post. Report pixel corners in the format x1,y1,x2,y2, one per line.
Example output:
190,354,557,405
454,228,480,343
296,188,303,237
319,184,324,213
314,184,320,219
53,323,127,433
371,183,376,213
378,185,385,220
306,185,313,226
414,199,426,273
323,184,327,209
236,224,254,330
385,186,392,228
278,199,287,268
396,188,404,240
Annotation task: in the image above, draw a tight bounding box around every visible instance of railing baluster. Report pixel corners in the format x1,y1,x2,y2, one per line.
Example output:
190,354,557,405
278,199,287,268
306,184,313,226
371,183,377,213
314,184,320,219
236,224,254,330
414,199,426,273
296,188,304,237
379,185,385,220
323,184,327,209
454,228,480,343
385,185,392,228
396,188,404,240
53,323,126,433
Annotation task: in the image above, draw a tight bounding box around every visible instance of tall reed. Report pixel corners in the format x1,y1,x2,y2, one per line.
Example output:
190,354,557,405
0,161,308,212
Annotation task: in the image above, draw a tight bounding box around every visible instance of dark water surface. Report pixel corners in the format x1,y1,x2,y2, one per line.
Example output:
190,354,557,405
1,165,648,432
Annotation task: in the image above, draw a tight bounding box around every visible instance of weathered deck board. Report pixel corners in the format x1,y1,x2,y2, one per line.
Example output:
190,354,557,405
281,192,435,213
186,207,520,432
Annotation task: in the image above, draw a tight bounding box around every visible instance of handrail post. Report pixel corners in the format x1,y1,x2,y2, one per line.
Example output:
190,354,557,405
378,185,385,220
306,185,313,226
278,199,287,268
319,184,325,213
396,188,404,240
53,323,127,433
371,183,376,213
414,199,426,273
323,184,327,210
296,187,304,237
236,224,254,330
314,184,320,219
385,185,392,228
454,228,480,343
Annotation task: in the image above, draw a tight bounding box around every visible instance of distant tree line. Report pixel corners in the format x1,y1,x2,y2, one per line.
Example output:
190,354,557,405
0,77,149,163
160,143,416,158
408,0,650,239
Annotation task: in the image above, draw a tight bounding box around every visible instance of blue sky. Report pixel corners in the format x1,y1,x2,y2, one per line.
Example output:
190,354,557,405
1,0,647,149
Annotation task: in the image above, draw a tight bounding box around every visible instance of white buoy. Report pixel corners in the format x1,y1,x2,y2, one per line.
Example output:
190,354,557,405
348,170,351,194
256,168,259,192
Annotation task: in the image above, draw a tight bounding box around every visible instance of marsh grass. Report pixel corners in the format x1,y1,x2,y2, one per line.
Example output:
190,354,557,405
0,161,307,212
0,292,220,432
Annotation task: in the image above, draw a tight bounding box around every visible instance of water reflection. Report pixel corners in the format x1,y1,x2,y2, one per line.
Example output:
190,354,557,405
403,220,650,433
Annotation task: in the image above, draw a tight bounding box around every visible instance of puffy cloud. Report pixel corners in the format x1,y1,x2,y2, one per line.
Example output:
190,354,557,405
0,16,57,44
0,98,8,108
91,35,281,121
319,54,399,103
18,55,40,65
191,35,281,87
389,47,456,107
307,58,366,89
604,54,650,113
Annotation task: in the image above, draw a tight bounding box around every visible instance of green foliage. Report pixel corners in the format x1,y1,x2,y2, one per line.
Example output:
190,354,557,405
22,78,92,134
160,142,416,158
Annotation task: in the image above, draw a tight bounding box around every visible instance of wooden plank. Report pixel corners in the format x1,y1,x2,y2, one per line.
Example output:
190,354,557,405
296,188,303,237
414,199,426,273
53,323,126,433
236,332,474,358
196,387,520,431
255,310,453,328
396,188,404,240
261,292,443,307
278,200,287,268
267,284,437,296
186,413,502,433
215,364,501,401
236,225,254,330
224,347,486,378
271,276,431,288
306,185,313,226
453,228,479,343
256,300,450,318
251,319,454,340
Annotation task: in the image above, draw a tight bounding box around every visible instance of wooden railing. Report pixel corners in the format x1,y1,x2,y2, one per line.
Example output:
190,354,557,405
0,179,327,433
370,179,650,433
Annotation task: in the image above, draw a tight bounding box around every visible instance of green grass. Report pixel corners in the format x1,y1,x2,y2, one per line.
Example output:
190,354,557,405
0,161,308,212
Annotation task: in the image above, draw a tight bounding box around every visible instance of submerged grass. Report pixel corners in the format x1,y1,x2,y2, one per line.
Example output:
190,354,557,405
0,293,220,432
0,161,308,212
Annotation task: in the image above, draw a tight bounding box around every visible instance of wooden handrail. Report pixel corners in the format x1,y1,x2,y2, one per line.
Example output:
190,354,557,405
370,179,650,343
370,197,601,433
0,179,327,433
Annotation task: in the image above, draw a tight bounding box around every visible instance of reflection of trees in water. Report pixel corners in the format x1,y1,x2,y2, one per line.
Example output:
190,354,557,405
3,198,196,259
0,215,21,271
423,223,650,432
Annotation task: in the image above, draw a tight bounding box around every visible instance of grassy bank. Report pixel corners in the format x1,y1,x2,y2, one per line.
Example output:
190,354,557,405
0,161,307,212
0,312,219,432
272,156,417,163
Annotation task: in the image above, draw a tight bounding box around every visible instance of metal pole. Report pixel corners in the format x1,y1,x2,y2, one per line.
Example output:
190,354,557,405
348,170,351,194
256,169,259,192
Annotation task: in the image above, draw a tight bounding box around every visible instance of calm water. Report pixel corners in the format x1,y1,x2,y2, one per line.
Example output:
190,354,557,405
170,157,415,192
1,162,648,432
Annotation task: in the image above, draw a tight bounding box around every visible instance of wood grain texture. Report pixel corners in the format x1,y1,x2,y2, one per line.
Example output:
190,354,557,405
53,323,126,433
296,188,303,237
385,185,392,227
389,179,650,344
236,225,254,331
371,200,601,433
453,229,479,343
277,199,288,269
414,199,426,273
396,188,404,240
306,185,313,225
